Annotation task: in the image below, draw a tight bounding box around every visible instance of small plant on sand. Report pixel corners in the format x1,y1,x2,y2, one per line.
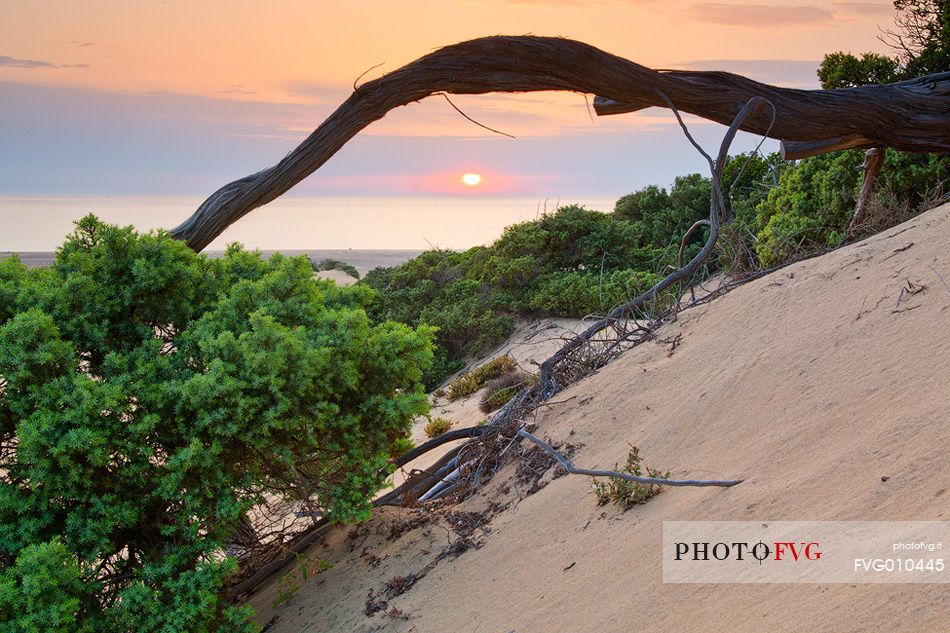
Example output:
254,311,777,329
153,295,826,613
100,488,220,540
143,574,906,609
591,444,670,510
446,355,518,400
424,417,453,438
479,372,536,413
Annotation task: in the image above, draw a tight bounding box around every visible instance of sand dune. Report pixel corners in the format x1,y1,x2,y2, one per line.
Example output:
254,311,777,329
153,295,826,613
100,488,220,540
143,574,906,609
249,203,950,632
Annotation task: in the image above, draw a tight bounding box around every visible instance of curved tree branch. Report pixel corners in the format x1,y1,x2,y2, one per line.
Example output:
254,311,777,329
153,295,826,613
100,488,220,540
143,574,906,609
170,36,950,251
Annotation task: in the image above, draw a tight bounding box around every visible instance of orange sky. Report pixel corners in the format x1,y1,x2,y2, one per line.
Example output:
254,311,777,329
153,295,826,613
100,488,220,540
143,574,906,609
0,0,898,199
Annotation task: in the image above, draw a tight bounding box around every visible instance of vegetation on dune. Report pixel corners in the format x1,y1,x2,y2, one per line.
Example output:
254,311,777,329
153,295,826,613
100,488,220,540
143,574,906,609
0,216,433,631
364,139,945,387
479,372,536,414
311,257,360,280
590,444,669,510
445,355,519,401
423,417,453,439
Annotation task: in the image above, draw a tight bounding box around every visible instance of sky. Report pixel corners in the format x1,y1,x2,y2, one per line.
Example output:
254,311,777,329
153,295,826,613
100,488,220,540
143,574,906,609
0,1,897,207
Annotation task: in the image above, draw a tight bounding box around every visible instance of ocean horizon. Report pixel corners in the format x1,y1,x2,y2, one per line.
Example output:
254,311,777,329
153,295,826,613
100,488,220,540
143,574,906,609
0,194,618,253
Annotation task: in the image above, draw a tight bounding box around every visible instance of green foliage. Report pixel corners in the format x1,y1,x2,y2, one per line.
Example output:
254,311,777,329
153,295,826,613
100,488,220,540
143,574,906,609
0,216,433,632
528,269,665,316
751,147,949,268
754,151,863,266
446,355,518,401
818,51,900,88
421,345,465,391
820,1,948,86
362,196,720,386
311,257,360,280
424,417,453,439
893,0,950,77
590,445,669,511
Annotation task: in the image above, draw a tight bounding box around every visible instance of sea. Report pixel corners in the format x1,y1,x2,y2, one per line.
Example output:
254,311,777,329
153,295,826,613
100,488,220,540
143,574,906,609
0,194,616,272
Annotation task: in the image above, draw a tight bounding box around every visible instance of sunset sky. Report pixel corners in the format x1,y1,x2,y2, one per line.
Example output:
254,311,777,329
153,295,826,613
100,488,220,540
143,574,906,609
1,1,896,201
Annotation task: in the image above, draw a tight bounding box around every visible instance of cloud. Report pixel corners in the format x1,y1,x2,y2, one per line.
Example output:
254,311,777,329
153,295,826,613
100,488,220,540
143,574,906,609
0,54,55,69
831,1,893,16
0,54,88,69
690,3,833,27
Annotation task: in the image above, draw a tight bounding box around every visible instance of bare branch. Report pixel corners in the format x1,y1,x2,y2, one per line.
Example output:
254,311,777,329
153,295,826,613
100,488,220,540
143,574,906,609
169,36,950,251
516,429,743,488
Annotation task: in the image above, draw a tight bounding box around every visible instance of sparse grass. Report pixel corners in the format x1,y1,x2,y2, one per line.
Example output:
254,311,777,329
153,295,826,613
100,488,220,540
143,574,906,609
591,444,669,510
479,371,536,413
446,355,518,400
424,417,452,438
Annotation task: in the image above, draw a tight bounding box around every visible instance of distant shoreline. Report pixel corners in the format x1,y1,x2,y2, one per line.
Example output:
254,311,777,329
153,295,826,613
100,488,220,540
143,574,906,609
0,249,424,274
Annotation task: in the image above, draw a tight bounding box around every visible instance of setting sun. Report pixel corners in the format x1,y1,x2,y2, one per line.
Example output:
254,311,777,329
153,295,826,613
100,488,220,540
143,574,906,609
461,173,482,186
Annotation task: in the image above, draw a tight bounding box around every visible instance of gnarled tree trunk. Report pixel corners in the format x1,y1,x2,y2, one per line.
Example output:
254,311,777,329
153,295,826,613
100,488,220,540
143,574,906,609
170,35,950,251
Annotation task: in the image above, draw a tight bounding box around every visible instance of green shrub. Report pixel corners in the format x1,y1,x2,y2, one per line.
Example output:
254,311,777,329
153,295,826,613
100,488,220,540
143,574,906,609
0,216,433,631
446,373,480,401
590,445,669,511
754,151,863,266
527,269,664,317
421,344,465,391
424,417,453,438
446,355,518,400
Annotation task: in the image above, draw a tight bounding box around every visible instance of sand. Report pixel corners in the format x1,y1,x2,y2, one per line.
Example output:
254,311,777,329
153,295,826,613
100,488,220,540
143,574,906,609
249,203,950,632
313,269,359,286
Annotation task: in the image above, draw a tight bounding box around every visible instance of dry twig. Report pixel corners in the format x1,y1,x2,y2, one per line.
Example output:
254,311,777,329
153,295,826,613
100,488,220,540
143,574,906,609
516,429,742,487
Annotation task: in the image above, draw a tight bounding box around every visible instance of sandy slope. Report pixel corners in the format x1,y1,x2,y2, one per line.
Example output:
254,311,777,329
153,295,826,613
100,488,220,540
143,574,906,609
250,203,950,632
313,269,359,286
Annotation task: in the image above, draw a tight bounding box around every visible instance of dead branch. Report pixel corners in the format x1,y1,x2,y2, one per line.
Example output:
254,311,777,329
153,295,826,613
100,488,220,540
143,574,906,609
516,429,742,487
170,36,950,251
536,95,771,398
391,425,485,469
848,147,886,239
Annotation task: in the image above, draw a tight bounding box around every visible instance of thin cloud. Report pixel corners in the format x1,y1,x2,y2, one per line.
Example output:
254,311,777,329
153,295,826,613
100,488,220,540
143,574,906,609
691,3,833,27
0,54,88,69
0,54,55,69
831,1,893,16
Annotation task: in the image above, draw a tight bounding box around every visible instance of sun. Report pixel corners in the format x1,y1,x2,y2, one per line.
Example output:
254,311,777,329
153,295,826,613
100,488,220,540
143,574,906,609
461,172,482,186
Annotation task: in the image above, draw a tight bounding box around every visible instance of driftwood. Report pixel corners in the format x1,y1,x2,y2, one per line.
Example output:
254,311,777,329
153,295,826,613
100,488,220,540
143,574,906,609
517,429,742,487
170,35,950,251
